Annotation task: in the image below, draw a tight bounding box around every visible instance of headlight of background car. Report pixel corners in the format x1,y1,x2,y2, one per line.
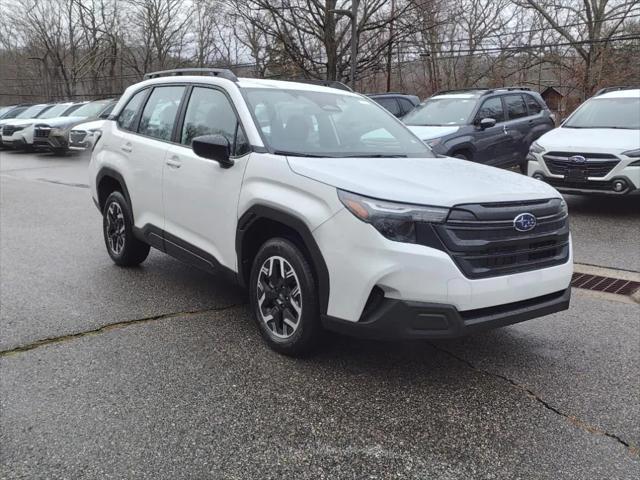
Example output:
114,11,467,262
529,141,545,154
425,138,441,149
338,190,449,243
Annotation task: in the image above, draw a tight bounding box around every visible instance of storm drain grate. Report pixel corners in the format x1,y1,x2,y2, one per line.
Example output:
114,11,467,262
571,273,640,296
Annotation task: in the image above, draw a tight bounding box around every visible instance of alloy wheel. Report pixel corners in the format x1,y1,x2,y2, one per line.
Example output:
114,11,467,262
257,256,303,339
106,202,126,255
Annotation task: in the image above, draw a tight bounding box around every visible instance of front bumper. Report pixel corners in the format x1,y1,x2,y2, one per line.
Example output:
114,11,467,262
527,153,640,195
323,288,570,340
313,208,573,323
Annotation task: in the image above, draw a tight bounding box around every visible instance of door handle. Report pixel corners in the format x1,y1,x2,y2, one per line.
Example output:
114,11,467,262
121,143,132,153
166,156,182,169
503,125,509,134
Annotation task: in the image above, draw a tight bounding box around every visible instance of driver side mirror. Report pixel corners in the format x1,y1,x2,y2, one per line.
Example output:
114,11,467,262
478,117,496,130
192,134,234,168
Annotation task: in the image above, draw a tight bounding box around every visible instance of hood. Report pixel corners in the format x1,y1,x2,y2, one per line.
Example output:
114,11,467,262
71,119,105,131
287,156,559,207
406,125,460,140
0,118,39,127
34,115,87,129
538,127,640,153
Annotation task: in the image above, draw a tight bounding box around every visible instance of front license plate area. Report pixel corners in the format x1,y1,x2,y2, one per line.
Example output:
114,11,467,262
564,167,587,183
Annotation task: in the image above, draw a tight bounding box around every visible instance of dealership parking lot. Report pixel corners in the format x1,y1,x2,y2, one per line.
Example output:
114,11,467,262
1,150,639,478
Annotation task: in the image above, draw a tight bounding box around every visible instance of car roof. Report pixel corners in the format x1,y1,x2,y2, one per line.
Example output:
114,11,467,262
596,89,640,99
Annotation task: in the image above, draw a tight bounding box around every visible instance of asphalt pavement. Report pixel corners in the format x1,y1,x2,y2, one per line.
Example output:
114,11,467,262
1,150,639,479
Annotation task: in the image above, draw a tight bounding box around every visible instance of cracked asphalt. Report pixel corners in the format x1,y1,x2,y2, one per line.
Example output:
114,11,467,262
1,150,639,479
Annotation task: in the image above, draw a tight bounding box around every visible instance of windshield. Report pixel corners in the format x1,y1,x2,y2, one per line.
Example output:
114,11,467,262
37,104,74,119
72,101,111,118
402,97,477,126
0,106,12,117
564,97,640,129
16,105,51,119
244,88,432,158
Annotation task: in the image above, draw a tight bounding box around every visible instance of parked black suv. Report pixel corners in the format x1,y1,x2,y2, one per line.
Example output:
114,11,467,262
368,93,420,118
403,88,555,171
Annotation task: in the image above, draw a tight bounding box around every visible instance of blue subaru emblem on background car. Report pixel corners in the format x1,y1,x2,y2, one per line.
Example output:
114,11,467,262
568,155,587,164
513,213,537,232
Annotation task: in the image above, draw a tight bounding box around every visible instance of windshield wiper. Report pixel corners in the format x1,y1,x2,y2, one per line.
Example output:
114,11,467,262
273,150,328,158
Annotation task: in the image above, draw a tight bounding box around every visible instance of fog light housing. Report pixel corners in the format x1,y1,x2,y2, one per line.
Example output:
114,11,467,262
612,179,627,192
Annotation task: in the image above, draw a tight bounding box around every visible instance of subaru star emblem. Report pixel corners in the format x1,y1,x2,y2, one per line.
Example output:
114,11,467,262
513,213,537,232
568,155,587,164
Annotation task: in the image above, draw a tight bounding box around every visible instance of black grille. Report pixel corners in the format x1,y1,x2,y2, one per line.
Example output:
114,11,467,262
543,152,619,177
34,127,51,138
2,125,21,136
431,199,570,279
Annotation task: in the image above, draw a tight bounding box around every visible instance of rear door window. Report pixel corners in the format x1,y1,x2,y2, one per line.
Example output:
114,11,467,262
374,97,401,117
504,94,528,120
398,98,416,115
117,90,148,131
524,94,543,115
138,86,185,141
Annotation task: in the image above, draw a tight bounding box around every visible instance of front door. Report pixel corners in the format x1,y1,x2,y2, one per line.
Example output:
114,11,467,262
472,96,513,165
163,86,251,272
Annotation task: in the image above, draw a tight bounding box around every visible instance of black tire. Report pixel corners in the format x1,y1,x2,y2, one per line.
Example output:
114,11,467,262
102,191,150,266
249,238,322,356
453,152,469,161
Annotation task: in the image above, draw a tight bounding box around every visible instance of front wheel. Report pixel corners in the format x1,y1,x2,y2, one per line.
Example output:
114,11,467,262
102,191,150,266
249,238,322,356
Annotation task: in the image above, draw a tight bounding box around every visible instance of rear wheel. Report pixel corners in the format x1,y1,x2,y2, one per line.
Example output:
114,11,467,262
453,152,470,161
249,238,322,356
102,191,150,266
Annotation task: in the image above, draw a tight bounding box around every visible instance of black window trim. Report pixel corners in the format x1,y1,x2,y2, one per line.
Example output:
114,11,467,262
173,82,251,159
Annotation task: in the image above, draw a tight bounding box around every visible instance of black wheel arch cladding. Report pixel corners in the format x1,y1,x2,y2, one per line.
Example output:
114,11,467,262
237,205,330,316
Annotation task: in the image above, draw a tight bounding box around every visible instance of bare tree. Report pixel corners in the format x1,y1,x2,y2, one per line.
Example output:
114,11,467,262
514,0,640,97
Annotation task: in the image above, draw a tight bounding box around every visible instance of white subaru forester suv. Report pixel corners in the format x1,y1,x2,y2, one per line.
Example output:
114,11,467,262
89,69,573,355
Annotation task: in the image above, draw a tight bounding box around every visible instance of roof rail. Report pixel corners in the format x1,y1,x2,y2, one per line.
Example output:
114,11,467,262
143,68,238,82
434,86,532,97
594,86,638,96
289,78,353,92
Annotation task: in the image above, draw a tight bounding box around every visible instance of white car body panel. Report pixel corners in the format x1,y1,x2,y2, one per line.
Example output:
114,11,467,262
288,155,559,206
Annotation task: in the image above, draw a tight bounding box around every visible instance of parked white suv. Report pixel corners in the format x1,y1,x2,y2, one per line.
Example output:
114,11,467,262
89,69,573,355
528,87,640,195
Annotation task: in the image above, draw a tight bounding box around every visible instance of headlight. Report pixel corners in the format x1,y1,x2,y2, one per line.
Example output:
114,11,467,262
530,141,545,154
621,148,640,158
559,199,568,217
338,190,449,243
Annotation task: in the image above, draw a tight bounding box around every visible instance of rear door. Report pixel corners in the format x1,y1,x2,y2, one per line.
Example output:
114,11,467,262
523,93,554,144
111,85,185,231
502,94,530,167
472,96,513,165
163,86,251,272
